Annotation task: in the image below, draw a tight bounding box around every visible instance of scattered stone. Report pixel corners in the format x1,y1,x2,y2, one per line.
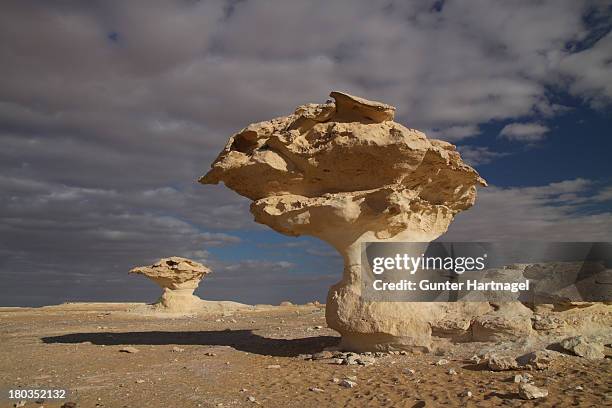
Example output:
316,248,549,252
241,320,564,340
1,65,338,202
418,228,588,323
135,379,145,384
339,379,357,388
119,346,139,354
331,358,344,365
331,378,340,383
519,383,548,400
313,326,324,330
298,353,313,360
172,346,185,353
575,385,584,391
435,359,449,366
356,355,376,366
560,336,605,360
266,364,281,369
459,390,472,398
279,301,293,306
61,403,77,408
312,351,334,360
487,354,518,371
448,368,457,375
517,350,558,370
247,396,256,403
309,387,325,393
402,368,415,375
14,401,26,408
204,352,217,356
400,350,408,355
469,355,481,364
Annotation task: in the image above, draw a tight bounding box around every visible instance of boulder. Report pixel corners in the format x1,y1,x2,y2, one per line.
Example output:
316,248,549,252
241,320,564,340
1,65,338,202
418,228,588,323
200,91,486,351
559,336,605,359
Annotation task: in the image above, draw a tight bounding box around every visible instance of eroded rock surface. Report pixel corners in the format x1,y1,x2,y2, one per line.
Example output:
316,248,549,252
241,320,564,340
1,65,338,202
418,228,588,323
200,91,486,351
130,257,210,312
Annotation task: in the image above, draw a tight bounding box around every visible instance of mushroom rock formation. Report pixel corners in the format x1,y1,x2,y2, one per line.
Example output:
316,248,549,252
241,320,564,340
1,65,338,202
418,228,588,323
130,257,211,312
200,91,488,351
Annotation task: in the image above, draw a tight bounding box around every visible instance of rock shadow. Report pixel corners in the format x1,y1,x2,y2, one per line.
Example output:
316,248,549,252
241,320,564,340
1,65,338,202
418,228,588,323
41,330,339,357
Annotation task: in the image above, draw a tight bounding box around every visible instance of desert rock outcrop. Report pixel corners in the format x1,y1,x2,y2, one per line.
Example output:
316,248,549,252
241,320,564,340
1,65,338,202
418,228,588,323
130,257,210,312
200,91,487,350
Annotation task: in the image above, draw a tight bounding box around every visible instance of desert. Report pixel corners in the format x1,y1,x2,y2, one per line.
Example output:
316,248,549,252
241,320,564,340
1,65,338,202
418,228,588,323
1,301,610,408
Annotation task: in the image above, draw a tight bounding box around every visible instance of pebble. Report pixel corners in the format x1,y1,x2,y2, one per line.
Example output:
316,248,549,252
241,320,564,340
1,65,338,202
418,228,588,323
172,346,185,353
309,387,325,393
331,358,344,365
204,352,217,356
469,355,481,364
60,403,77,408
435,359,449,366
14,401,26,408
135,379,145,384
448,368,457,375
331,378,340,383
402,368,416,375
339,379,357,388
266,364,281,369
460,390,472,398
575,385,584,391
247,396,256,403
119,346,139,354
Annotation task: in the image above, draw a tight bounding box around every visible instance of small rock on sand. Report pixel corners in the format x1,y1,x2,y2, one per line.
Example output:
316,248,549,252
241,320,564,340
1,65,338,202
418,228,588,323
119,346,139,354
487,354,518,371
435,359,449,366
266,364,281,369
339,379,357,388
519,383,548,400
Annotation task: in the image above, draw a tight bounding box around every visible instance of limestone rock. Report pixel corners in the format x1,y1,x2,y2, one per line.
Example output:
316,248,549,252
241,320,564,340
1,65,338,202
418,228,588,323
560,336,605,359
518,383,548,400
200,91,485,351
130,257,210,312
487,354,518,371
516,350,560,370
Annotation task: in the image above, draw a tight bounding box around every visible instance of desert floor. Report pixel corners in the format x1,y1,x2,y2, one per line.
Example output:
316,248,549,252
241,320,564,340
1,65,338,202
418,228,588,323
0,303,610,408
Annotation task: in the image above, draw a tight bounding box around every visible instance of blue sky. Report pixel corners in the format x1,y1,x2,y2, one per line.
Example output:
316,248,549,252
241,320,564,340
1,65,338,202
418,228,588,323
0,0,610,306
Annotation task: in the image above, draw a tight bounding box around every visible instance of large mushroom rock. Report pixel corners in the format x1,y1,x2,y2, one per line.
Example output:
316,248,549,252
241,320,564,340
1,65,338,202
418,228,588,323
200,91,487,351
130,257,211,312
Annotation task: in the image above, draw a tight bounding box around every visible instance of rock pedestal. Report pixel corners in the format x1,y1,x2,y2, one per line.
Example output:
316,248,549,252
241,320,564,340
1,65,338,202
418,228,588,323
130,257,211,312
200,91,486,350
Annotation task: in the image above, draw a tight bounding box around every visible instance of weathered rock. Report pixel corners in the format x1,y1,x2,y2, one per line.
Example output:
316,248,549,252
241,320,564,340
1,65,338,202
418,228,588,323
487,354,518,371
119,346,139,354
339,379,357,388
200,91,486,351
560,336,605,359
130,257,210,312
516,350,560,369
518,383,548,400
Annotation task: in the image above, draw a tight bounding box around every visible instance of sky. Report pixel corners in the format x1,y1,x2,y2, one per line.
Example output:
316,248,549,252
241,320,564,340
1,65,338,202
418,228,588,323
0,0,611,307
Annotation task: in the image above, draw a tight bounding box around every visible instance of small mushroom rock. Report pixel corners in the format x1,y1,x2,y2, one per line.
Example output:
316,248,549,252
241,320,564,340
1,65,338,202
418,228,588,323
200,91,486,351
130,257,211,312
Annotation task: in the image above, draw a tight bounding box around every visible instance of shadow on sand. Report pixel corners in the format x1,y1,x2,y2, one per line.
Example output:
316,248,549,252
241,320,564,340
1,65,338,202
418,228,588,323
41,330,340,357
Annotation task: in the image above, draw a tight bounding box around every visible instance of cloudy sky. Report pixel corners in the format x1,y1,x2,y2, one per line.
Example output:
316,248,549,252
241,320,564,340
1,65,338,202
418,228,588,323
1,0,611,306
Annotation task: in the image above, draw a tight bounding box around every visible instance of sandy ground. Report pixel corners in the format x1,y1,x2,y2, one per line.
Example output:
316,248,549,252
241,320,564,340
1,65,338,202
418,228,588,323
0,303,610,408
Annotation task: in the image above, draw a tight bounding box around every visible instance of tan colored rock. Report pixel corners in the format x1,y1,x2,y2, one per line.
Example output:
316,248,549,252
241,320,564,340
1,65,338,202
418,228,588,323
519,383,548,400
130,257,210,312
560,336,605,359
200,91,486,351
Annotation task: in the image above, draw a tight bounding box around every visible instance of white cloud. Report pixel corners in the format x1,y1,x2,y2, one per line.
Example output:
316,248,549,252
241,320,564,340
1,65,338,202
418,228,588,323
457,146,510,166
499,122,549,142
427,125,480,142
445,178,612,241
